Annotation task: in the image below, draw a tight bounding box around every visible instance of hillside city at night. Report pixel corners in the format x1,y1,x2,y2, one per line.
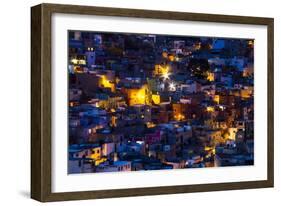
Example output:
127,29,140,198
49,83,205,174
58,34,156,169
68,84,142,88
68,31,254,174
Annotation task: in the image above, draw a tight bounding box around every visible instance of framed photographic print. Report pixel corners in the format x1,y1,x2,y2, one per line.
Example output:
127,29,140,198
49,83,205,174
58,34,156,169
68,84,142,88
31,3,274,202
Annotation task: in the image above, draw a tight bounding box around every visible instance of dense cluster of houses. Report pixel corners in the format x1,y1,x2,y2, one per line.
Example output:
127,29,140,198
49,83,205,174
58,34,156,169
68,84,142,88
68,31,254,174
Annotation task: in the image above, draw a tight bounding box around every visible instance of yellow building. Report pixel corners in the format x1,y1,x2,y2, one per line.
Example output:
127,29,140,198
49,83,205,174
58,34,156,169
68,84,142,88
126,84,151,106
89,147,107,166
90,147,101,160
206,72,215,81
98,75,115,92
213,95,220,104
152,94,160,105
173,103,187,121
97,96,126,110
206,106,215,112
227,128,238,140
154,64,169,76
241,87,253,98
94,157,107,166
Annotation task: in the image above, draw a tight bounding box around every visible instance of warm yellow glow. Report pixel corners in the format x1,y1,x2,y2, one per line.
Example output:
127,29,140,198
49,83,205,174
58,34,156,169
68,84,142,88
162,72,170,80
206,106,215,112
204,146,215,155
152,94,160,105
154,64,169,77
204,146,213,151
137,92,145,101
70,58,86,65
73,66,84,73
127,84,150,106
194,42,201,50
94,157,107,166
173,104,186,121
243,68,253,77
206,72,215,81
162,51,168,58
99,75,115,92
115,77,120,84
174,113,185,121
96,96,125,110
228,128,238,140
168,54,175,62
146,122,156,128
214,95,220,104
241,88,253,98
111,115,117,127
90,147,101,160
